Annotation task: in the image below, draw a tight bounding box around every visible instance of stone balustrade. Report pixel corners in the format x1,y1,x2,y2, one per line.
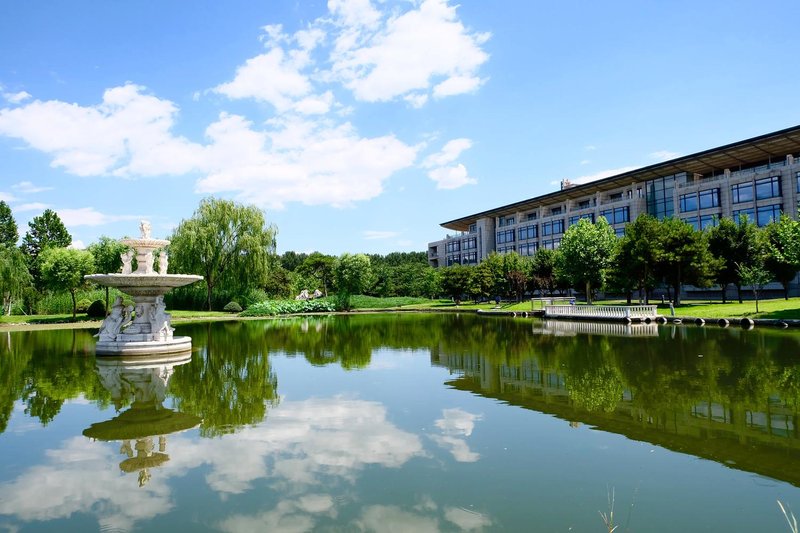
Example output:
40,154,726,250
544,304,658,321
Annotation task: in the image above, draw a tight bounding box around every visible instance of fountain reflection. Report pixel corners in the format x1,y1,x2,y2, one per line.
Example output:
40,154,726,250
82,352,200,486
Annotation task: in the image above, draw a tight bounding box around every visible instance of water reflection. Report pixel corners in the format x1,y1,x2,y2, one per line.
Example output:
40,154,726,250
82,353,200,487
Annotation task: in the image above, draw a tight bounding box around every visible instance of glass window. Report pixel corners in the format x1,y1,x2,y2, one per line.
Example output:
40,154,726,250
497,245,516,254
446,255,461,266
577,199,592,209
679,193,697,213
732,208,755,224
613,206,629,224
526,212,538,221
755,176,781,200
468,223,477,233
700,214,719,230
609,192,622,201
542,238,561,250
796,172,800,193
698,188,720,209
496,229,515,244
731,182,754,204
756,204,782,227
646,174,676,219
518,242,538,256
462,238,477,250
446,241,460,253
683,216,699,231
462,252,478,264
550,206,562,215
518,224,538,240
569,213,594,226
614,227,625,237
542,219,564,236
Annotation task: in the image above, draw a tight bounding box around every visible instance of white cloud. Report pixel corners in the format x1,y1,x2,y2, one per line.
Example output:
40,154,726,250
363,230,399,240
650,149,681,162
196,114,419,209
444,507,492,530
579,159,591,165
404,92,429,108
357,505,440,533
12,180,52,193
213,48,313,111
422,138,476,190
3,91,31,104
555,165,640,187
0,192,17,202
427,164,476,190
329,0,490,104
584,144,597,151
67,239,86,249
430,408,483,462
0,84,200,177
57,207,142,227
422,138,472,168
13,202,49,212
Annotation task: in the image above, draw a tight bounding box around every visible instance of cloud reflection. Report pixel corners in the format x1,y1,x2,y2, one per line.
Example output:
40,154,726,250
431,408,483,462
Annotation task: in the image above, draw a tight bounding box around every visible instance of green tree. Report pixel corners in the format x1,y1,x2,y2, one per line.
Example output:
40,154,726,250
654,218,719,306
20,209,72,290
763,215,800,299
440,264,472,304
502,251,529,301
88,236,127,313
39,247,95,318
169,198,277,310
609,214,661,304
297,252,335,296
707,215,759,303
556,217,616,303
530,248,558,296
738,261,771,314
334,253,374,309
280,251,308,272
0,201,18,246
0,245,31,315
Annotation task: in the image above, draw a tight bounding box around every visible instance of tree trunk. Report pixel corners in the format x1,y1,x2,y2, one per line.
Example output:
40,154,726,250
736,284,743,304
673,282,681,306
721,283,727,304
207,282,213,311
71,290,77,319
585,281,592,304
784,282,790,300
626,291,632,305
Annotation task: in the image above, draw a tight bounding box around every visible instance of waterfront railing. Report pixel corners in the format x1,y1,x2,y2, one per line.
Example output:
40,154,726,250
544,304,658,321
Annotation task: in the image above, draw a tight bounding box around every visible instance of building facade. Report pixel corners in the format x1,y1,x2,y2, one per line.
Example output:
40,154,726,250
428,125,800,267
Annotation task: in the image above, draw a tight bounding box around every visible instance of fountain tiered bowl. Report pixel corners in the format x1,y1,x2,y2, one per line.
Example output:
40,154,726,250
85,223,203,356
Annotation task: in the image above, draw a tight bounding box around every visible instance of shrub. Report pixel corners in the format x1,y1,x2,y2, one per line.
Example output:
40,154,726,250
223,301,243,313
241,298,338,316
76,299,93,313
86,299,106,318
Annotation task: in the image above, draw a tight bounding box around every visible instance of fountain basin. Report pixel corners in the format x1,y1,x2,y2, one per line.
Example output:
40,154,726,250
86,273,203,297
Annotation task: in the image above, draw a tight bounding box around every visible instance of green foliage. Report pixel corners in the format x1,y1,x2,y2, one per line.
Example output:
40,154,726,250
609,214,660,303
738,260,772,314
707,215,760,303
86,299,106,318
557,217,616,303
75,298,92,313
297,252,335,296
20,209,72,290
530,248,559,295
169,197,277,310
0,201,18,246
334,253,373,309
279,250,308,271
439,264,473,303
223,301,243,313
241,298,337,316
654,217,720,305
39,247,95,318
763,215,800,299
345,295,429,308
0,245,32,315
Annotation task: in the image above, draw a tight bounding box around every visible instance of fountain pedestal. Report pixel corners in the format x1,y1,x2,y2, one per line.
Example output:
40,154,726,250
85,221,203,356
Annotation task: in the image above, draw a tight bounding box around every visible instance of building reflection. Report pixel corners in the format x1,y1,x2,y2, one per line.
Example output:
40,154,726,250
82,353,201,487
432,349,800,486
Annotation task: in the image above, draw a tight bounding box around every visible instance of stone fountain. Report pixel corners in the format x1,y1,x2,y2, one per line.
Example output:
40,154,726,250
85,221,203,356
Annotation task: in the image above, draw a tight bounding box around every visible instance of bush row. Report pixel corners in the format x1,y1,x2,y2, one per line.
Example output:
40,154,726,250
240,298,338,316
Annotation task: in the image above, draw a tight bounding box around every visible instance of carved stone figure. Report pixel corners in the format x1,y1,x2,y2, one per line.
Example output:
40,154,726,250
120,250,134,275
312,289,323,299
139,220,152,240
295,289,311,300
158,252,168,275
143,251,154,274
96,296,127,341
151,296,173,341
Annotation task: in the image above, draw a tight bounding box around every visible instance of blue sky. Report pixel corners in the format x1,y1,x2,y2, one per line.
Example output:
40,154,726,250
1,0,799,255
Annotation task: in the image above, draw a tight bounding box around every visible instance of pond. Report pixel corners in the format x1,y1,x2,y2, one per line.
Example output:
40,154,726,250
1,313,799,531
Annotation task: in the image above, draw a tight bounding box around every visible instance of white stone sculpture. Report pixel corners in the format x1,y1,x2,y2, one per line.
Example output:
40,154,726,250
140,220,152,240
312,289,323,299
295,289,311,301
96,296,127,342
143,251,154,274
150,296,173,341
158,252,168,275
121,250,134,275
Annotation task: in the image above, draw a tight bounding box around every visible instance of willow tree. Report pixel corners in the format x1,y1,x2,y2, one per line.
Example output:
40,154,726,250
169,198,277,310
557,217,616,303
0,245,31,315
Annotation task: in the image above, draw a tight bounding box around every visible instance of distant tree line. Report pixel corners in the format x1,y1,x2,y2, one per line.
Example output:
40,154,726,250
3,197,799,316
436,214,800,306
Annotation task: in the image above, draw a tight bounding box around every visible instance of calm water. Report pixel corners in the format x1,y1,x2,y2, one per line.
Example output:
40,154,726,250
1,314,800,531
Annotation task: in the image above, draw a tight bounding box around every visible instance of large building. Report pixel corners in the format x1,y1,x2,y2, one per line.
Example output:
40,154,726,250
428,125,800,267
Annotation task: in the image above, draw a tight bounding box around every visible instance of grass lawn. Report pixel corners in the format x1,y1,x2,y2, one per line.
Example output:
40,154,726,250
0,309,232,326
